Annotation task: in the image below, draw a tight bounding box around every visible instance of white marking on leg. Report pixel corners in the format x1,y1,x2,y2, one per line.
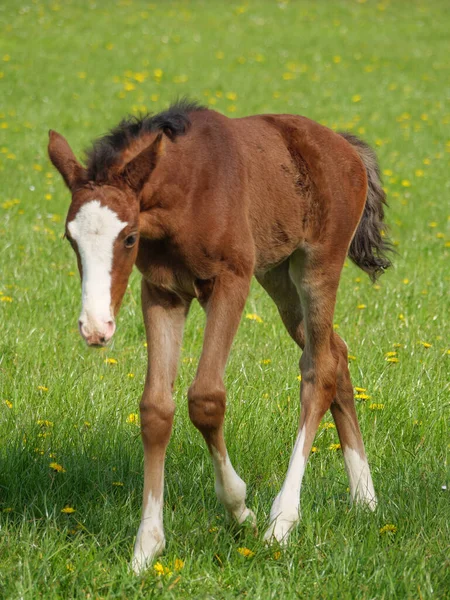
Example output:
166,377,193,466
211,447,256,527
68,200,127,329
132,491,165,574
343,447,377,510
264,427,306,545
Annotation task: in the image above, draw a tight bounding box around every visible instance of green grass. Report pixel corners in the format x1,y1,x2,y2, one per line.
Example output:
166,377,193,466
1,0,449,598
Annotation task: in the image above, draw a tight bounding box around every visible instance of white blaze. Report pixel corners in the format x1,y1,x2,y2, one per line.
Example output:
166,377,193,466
68,200,127,327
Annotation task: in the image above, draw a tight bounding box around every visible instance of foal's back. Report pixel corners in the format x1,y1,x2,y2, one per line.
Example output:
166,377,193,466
185,109,367,272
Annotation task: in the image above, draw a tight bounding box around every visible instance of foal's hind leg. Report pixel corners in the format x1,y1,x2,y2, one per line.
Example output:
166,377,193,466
258,259,376,545
261,250,350,544
330,335,376,509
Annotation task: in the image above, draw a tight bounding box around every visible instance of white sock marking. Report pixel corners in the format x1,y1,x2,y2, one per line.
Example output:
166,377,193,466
343,447,377,510
68,200,127,328
264,427,306,544
132,491,165,573
211,447,255,526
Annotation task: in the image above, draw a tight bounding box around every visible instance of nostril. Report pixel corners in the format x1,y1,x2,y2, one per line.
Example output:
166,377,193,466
105,320,116,339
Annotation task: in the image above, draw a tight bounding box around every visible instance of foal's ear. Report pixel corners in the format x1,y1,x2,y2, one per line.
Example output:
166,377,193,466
48,130,86,190
122,133,164,194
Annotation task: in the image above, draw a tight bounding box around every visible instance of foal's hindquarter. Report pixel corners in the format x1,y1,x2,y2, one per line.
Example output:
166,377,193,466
132,112,377,571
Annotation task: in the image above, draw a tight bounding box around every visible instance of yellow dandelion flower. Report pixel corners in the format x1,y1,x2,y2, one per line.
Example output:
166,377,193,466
77,72,86,79
428,221,438,228
1,296,13,302
418,341,432,348
333,55,341,64
311,446,319,453
260,359,271,365
355,393,371,400
386,357,399,363
237,547,255,558
273,551,281,560
153,68,163,78
4,400,12,409
328,443,341,451
174,558,185,571
369,403,385,410
127,373,135,378
37,386,49,392
153,562,165,576
61,506,76,514
133,72,146,83
282,72,296,80
226,92,237,101
401,180,411,187
352,94,361,103
323,422,336,430
66,563,74,572
385,351,397,357
379,523,397,534
123,81,135,91
357,304,366,309
50,462,66,473
245,313,263,323
126,413,139,425
383,169,393,176
355,387,366,392
403,278,409,284
297,374,302,381
37,419,53,427
348,355,357,361
415,169,424,177
104,358,118,364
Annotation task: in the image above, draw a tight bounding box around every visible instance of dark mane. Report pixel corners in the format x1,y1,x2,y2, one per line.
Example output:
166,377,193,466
85,99,206,182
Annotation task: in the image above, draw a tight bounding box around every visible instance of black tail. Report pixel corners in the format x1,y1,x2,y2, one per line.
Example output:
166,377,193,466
339,132,393,282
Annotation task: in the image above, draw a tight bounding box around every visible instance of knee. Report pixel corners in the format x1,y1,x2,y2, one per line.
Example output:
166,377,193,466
188,380,226,433
139,393,175,445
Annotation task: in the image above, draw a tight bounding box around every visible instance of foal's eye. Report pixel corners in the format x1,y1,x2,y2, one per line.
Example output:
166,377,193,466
124,234,137,248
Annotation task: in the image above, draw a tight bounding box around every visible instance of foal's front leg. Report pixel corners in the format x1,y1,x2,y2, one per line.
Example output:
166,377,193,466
132,281,189,574
188,272,256,528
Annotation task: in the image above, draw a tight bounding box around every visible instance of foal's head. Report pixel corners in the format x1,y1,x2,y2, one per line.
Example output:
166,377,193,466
48,130,162,346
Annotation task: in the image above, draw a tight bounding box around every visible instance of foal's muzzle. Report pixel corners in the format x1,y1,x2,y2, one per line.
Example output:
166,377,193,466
78,319,116,346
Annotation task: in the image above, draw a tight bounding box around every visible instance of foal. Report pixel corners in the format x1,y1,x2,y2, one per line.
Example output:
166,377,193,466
48,100,391,572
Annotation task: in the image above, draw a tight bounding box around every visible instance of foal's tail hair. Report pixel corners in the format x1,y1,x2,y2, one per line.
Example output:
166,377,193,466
339,132,393,282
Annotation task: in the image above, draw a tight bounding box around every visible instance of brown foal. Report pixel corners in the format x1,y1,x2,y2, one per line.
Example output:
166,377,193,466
48,100,391,573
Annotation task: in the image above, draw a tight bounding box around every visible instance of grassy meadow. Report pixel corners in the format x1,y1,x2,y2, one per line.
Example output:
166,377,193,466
0,0,449,598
